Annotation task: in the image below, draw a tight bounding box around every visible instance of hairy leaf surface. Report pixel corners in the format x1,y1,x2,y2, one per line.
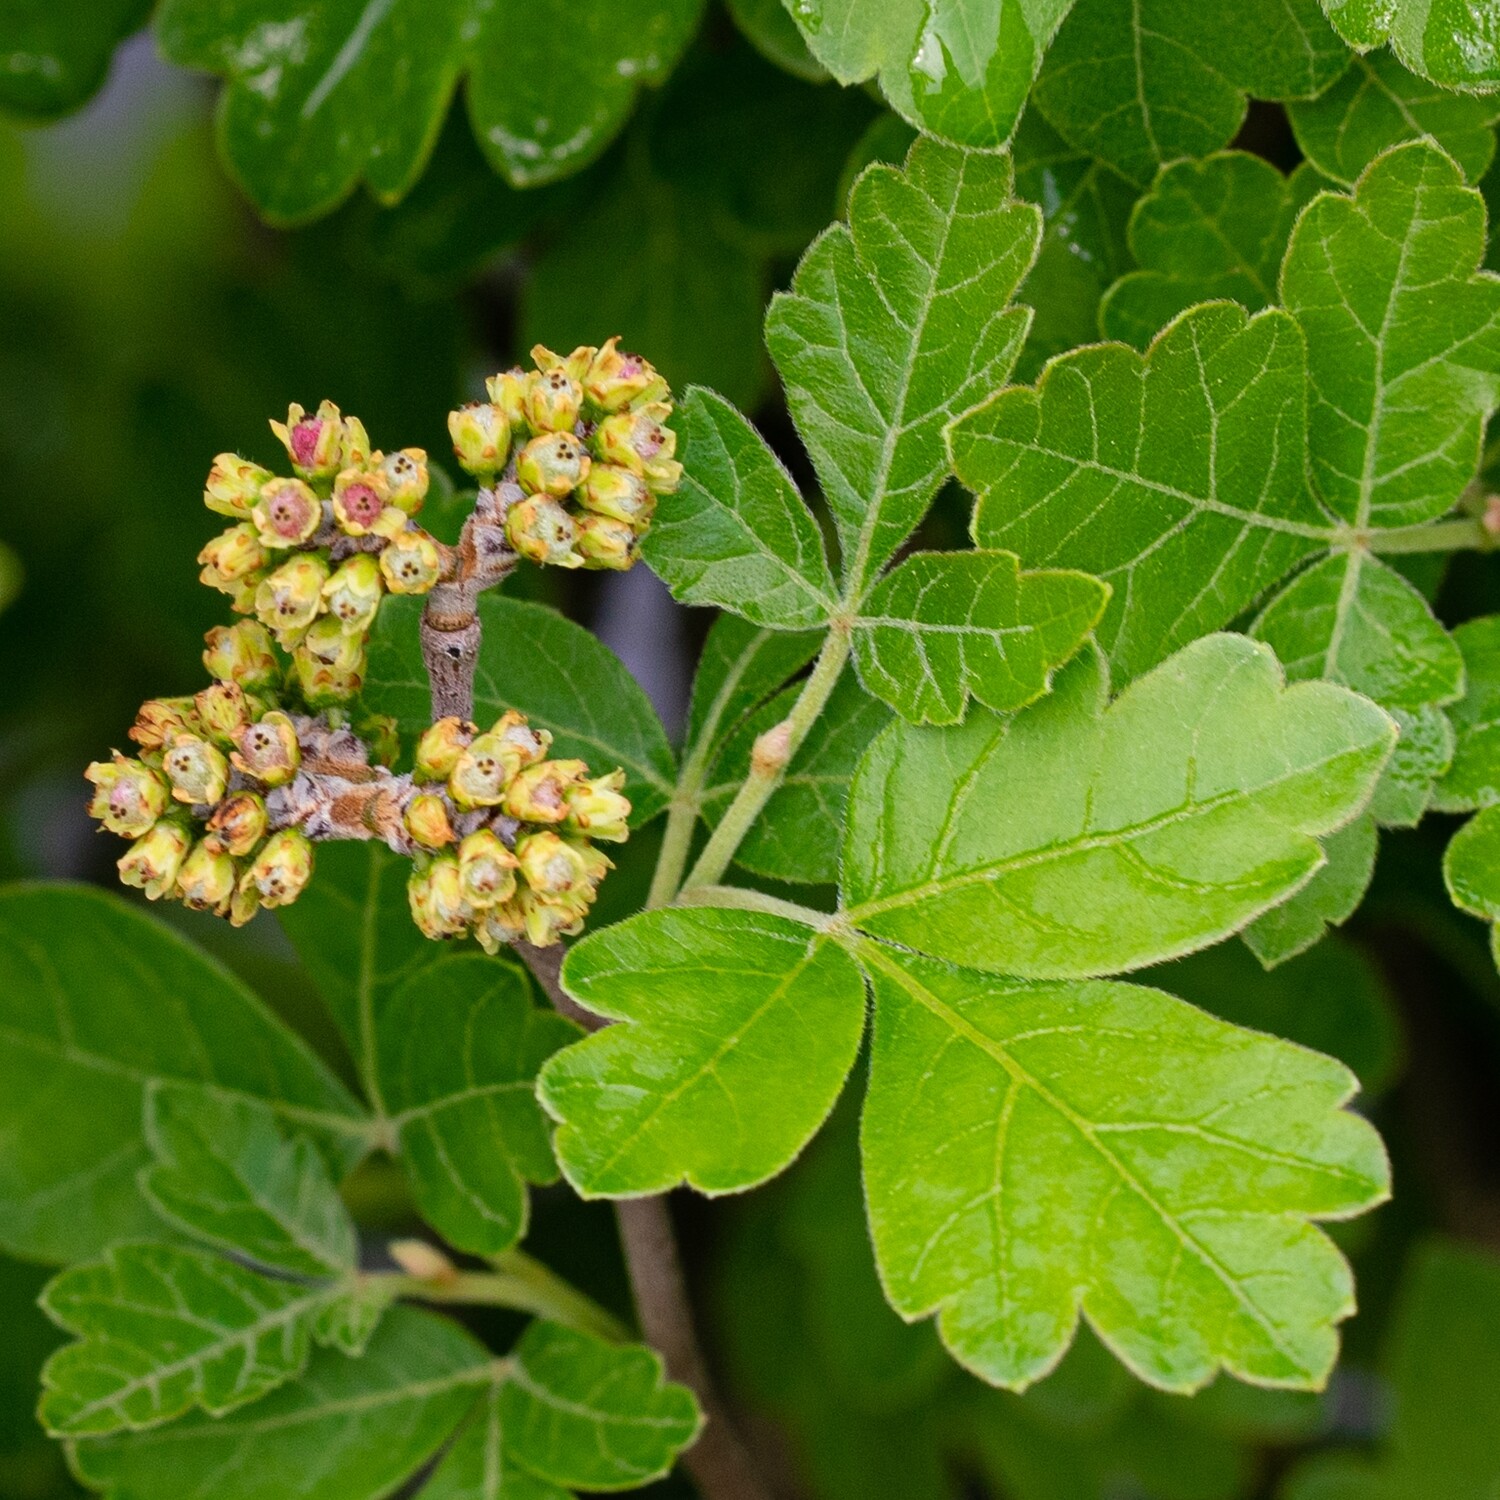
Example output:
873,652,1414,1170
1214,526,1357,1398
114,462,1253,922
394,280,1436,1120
1319,0,1500,91
1435,614,1500,811
424,1386,570,1500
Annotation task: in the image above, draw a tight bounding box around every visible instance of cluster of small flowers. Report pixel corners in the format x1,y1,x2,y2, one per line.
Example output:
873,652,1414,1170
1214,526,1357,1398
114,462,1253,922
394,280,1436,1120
197,402,443,707
448,338,682,572
403,712,630,951
84,621,317,926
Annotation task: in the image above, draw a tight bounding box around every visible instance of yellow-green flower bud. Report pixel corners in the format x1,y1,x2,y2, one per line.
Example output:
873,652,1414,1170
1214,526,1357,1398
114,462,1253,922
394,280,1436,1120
517,887,584,947
163,733,229,807
242,829,315,909
205,791,268,857
491,709,550,769
252,478,323,549
503,759,585,824
271,401,344,481
379,529,443,595
408,854,470,939
322,554,384,635
476,900,526,955
381,448,429,515
129,697,199,752
204,620,280,691
198,524,270,596
580,465,654,527
292,617,365,706
565,768,631,842
118,820,191,900
515,432,590,497
485,369,529,434
177,840,237,915
85,754,170,837
204,454,274,518
524,366,583,434
256,553,330,644
416,717,475,782
531,342,597,383
448,732,512,809
505,495,580,568
331,468,391,535
232,711,301,787
448,401,511,477
515,830,593,901
584,337,668,413
593,403,679,490
404,792,456,850
339,413,372,470
194,682,251,746
458,829,518,908
575,515,636,571
228,881,261,929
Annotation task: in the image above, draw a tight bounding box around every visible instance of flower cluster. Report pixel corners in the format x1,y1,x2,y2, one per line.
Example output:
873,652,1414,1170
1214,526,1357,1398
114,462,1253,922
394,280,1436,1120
448,339,681,572
404,712,630,951
198,401,443,707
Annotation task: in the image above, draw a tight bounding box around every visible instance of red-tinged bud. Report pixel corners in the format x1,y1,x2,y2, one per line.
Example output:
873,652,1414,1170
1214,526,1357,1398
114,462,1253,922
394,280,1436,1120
271,401,343,481
584,337,668,413
448,731,513,809
129,697,200,752
232,711,301,787
565,768,631,842
575,515,636,571
331,468,391,536
379,530,443,595
485,369,529,434
448,402,511,477
256,553,330,644
197,524,270,596
517,887,584,947
177,840,238,915
322,554,384,635
162,733,230,807
118,820,191,900
476,900,526,954
242,829,315,909
503,759,585,824
204,620,280,691
416,717,475,783
293,617,366,706
380,448,429,515
205,455,274,518
252,477,322,549
516,432,590,498
458,829,518,908
581,464,654,527
205,791,268,857
404,792,456,850
408,855,471,939
194,682,251,746
86,754,170,837
515,830,593,901
491,709,550,769
524,366,583,434
505,495,580,568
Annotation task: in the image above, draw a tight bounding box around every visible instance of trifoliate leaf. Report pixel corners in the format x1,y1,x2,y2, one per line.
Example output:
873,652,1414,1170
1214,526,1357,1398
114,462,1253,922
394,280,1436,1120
850,550,1108,725
39,1244,320,1436
1033,0,1348,187
1282,141,1500,529
767,135,1041,596
498,1322,701,1489
1289,49,1500,186
140,1085,357,1278
1100,154,1326,349
378,954,576,1256
153,0,705,221
0,0,147,117
644,386,837,629
841,636,1395,978
540,908,866,1195
858,942,1388,1391
1435,614,1500,811
1318,0,1500,91
68,1307,490,1500
425,1385,570,1500
0,885,369,1263
780,0,1077,151
954,302,1324,684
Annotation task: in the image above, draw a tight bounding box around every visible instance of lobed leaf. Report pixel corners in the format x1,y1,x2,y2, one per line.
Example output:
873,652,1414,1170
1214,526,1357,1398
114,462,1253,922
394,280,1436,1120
0,0,148,117
423,1385,570,1500
1434,614,1500,811
1319,0,1500,91
1367,702,1456,827
1443,801,1500,921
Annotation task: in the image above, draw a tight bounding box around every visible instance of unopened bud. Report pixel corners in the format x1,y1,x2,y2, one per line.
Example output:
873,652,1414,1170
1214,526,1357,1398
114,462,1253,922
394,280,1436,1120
485,369,529,434
516,432,589,497
331,468,391,536
408,854,470,939
532,343,597,383
205,454,274,518
357,712,401,768
252,478,322,549
517,887,584,947
129,697,199,752
177,841,237,915
198,524,270,595
118,820,191,900
256,553,330,644
205,791,268,857
338,413,372,470
581,465,654,527
575,515,636,571
415,716,475,782
458,829,518,908
204,620,280,691
163,733,230,807
322,554,384,635
293,617,365,706
524,366,583,434
503,759,585,824
448,402,511,477
594,404,679,490
584,337,668,412
228,881,261,928
404,792,456,850
85,754,170,837
194,682,251,746
379,529,443,595
380,448,429,515
232,711,301,787
492,709,550,769
389,1239,457,1284
516,830,593,901
242,829,315,909
271,401,343,481
476,900,526,954
448,731,513,809
565,768,631,842
505,494,580,568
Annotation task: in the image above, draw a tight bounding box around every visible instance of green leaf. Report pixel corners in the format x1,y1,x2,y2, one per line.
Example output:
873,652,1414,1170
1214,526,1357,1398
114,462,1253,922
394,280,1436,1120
540,908,866,1195
1435,614,1500,811
858,942,1388,1391
68,1306,490,1500
954,302,1325,685
366,594,677,822
725,0,826,80
39,1244,320,1436
378,953,577,1256
644,387,837,629
499,1322,701,1489
1444,801,1500,921
1033,0,1349,187
850,550,1108,725
767,135,1041,596
841,636,1395,978
780,0,1077,151
0,0,147,117
1100,154,1326,349
1318,0,1500,91
0,885,369,1264
424,1386,569,1500
153,0,705,222
1282,141,1500,529
141,1085,357,1278
1368,702,1455,826
313,1280,400,1360
1290,49,1500,186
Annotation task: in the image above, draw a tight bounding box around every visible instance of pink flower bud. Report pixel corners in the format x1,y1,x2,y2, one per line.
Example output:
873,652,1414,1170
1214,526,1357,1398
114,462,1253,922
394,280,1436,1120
332,468,391,535
252,478,322,548
271,401,345,481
